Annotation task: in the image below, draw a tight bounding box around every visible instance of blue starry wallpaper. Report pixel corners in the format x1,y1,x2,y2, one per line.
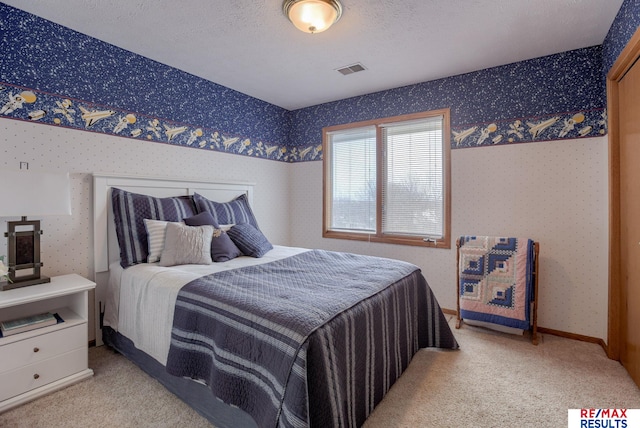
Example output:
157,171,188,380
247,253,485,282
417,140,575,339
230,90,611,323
289,46,606,150
0,2,629,163
0,3,293,161
602,0,640,75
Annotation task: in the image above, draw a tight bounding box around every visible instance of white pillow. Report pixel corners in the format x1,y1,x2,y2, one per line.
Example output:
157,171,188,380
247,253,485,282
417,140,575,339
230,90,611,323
144,219,172,263
158,223,214,267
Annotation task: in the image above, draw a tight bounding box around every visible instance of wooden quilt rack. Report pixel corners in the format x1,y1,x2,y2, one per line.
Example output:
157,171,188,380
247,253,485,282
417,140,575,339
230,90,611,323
455,237,540,345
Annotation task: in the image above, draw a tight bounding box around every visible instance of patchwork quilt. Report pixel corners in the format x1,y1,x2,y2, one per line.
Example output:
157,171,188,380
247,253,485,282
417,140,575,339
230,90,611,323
458,236,534,330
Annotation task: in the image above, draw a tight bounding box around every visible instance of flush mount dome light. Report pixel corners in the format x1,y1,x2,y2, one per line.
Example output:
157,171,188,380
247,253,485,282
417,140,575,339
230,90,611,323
283,0,343,34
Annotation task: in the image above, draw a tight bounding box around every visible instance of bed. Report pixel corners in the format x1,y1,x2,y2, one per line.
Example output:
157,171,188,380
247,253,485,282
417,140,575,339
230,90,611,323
92,174,458,428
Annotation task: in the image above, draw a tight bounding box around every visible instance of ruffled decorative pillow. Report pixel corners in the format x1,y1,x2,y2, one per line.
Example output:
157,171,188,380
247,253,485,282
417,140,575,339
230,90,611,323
183,212,242,262
158,223,214,267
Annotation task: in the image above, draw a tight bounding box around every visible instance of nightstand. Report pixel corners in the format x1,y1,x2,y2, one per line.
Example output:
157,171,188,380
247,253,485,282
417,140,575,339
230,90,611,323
0,274,95,413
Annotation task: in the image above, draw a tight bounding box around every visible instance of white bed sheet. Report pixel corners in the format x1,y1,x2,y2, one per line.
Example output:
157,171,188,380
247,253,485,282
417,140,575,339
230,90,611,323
105,245,309,365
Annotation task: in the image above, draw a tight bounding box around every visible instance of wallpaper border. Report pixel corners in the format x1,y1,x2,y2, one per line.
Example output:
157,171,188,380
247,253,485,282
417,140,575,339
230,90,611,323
1,80,606,163
0,81,308,163
451,108,607,148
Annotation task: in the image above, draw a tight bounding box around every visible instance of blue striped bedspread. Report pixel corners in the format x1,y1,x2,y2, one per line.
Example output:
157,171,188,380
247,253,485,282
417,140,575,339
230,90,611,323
166,249,458,428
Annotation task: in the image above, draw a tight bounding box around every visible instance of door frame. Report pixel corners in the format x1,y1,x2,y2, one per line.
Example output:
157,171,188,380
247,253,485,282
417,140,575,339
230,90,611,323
607,26,640,361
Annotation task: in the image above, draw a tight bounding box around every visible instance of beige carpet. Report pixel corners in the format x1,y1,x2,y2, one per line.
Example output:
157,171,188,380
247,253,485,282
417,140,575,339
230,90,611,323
1,317,638,428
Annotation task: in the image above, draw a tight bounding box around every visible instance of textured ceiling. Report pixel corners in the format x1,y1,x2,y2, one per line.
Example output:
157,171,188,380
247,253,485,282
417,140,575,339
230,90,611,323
3,0,623,110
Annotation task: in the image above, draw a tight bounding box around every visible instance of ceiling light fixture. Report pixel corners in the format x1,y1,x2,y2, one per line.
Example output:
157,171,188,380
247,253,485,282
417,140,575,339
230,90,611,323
283,0,343,34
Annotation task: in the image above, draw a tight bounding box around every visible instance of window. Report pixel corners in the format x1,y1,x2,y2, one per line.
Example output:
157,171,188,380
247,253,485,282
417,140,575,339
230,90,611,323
323,109,450,248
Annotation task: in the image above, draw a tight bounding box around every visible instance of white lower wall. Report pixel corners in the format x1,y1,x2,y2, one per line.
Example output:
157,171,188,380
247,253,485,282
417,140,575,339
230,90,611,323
289,137,609,341
1,119,292,271
1,119,291,340
1,118,609,340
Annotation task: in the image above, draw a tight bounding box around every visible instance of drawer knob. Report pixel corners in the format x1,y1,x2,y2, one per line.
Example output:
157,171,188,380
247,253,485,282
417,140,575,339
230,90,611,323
33,347,40,353
33,374,40,380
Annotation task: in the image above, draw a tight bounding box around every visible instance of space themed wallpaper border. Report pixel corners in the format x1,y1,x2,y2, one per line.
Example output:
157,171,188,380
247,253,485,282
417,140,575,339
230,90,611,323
0,77,607,162
0,81,301,162
0,80,607,160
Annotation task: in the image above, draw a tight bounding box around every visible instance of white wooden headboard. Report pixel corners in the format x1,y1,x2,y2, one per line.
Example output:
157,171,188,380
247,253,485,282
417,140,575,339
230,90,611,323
92,173,255,344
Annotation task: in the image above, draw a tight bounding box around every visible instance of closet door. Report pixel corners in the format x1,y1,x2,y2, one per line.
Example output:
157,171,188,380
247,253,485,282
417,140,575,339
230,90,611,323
608,25,640,388
617,56,640,386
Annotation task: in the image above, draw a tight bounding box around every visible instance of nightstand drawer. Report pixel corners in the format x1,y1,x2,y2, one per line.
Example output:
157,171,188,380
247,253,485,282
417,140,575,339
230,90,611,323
0,347,87,402
0,323,86,374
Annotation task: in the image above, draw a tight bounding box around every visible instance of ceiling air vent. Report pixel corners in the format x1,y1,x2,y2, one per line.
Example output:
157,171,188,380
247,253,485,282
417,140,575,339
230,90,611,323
336,63,366,76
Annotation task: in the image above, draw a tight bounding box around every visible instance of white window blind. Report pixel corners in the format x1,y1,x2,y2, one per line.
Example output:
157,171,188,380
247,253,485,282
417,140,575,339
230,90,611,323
324,109,449,247
328,126,377,232
381,116,444,237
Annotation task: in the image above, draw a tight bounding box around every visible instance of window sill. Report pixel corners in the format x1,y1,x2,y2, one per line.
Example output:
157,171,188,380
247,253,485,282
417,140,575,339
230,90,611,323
323,231,450,249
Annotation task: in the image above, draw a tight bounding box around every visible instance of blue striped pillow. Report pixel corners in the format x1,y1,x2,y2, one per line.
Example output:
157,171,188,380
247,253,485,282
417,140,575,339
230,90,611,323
227,223,273,258
112,188,197,268
193,193,260,230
